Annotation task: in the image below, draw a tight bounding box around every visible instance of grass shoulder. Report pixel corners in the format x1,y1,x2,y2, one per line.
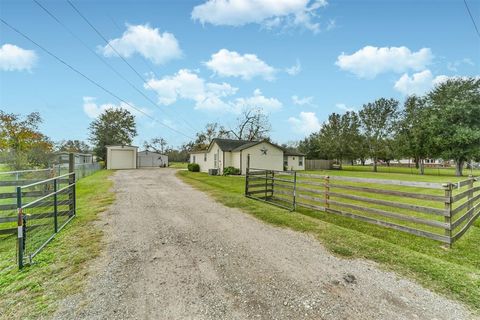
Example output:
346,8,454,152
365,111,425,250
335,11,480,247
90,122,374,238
0,169,115,320
177,170,480,312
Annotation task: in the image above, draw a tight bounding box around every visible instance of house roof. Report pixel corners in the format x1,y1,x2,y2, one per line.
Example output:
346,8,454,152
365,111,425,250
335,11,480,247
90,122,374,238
284,150,305,156
210,138,254,151
190,138,304,156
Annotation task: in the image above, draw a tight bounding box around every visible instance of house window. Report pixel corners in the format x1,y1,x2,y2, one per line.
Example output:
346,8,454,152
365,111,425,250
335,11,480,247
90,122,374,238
283,156,288,167
204,153,207,162
299,156,303,166
214,154,218,168
193,155,196,163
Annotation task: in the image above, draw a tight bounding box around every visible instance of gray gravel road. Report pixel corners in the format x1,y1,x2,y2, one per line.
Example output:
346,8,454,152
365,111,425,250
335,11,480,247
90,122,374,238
54,168,473,319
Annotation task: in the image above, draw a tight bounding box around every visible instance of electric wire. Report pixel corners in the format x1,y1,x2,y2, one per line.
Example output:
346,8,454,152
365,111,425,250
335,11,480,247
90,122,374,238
33,0,197,135
0,17,195,140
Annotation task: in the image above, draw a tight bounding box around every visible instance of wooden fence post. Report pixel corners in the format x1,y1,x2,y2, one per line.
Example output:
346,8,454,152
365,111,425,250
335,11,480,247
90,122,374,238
244,154,250,196
467,175,474,214
443,183,453,247
324,175,330,211
293,171,297,211
271,171,275,199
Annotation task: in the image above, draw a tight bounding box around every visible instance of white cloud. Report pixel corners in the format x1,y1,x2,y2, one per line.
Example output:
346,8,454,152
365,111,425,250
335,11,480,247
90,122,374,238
205,49,276,80
233,89,282,113
292,95,314,106
288,111,321,135
100,24,182,64
0,44,37,71
393,70,449,96
335,103,354,112
145,70,282,113
82,97,149,119
336,46,433,79
144,69,238,111
285,60,301,75
447,58,475,72
192,0,328,33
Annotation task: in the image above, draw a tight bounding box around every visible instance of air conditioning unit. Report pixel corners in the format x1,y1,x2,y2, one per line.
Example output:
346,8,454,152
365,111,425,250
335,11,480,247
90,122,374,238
208,169,218,176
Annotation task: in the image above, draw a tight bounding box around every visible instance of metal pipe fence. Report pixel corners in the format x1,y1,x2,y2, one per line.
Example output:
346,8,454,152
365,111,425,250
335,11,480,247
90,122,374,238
17,172,76,268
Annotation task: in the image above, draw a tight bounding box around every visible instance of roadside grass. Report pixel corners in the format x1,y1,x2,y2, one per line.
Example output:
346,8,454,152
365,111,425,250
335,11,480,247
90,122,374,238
339,165,480,177
0,164,10,172
0,170,115,320
178,170,480,312
169,162,188,169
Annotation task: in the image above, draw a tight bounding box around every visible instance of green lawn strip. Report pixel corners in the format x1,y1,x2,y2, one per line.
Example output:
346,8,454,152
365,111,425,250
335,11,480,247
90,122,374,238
338,165,480,177
169,162,188,169
0,170,115,320
178,171,480,312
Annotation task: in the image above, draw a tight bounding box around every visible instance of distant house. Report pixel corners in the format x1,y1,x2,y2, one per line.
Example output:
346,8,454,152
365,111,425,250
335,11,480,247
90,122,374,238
56,152,93,165
189,138,305,174
138,150,168,168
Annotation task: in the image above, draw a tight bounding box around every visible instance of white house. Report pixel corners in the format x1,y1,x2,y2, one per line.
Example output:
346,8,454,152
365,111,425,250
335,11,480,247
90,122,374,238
138,150,168,167
189,139,305,175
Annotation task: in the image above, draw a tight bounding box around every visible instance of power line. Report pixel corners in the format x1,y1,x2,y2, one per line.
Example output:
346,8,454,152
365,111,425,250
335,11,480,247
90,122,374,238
463,0,480,39
0,17,195,140
66,0,200,133
33,0,197,136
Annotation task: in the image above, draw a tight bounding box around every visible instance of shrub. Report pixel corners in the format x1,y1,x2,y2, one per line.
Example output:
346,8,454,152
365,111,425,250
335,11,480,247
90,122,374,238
223,166,240,175
187,163,200,172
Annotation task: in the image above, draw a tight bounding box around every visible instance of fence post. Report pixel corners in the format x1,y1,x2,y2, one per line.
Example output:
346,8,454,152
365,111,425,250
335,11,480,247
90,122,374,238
467,175,474,215
265,170,268,200
69,153,75,177
244,155,250,196
443,183,453,247
16,186,24,269
293,171,297,211
53,178,58,233
72,173,76,216
271,171,275,199
324,175,330,211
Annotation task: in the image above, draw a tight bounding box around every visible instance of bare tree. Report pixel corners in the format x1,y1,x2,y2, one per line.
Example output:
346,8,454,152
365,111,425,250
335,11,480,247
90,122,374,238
144,137,168,153
230,108,271,141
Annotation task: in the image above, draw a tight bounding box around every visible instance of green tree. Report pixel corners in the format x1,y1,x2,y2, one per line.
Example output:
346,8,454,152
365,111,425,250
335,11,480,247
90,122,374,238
427,77,480,176
88,108,137,161
359,98,399,172
395,96,432,174
0,110,53,169
56,140,91,153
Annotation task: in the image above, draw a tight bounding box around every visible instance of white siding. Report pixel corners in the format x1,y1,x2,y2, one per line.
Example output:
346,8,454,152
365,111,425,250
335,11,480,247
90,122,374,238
286,155,305,171
240,142,283,175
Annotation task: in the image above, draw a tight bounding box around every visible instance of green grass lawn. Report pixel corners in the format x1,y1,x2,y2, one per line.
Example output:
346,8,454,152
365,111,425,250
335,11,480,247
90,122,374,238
339,165,480,177
169,162,188,169
178,170,480,312
0,164,10,173
0,170,115,319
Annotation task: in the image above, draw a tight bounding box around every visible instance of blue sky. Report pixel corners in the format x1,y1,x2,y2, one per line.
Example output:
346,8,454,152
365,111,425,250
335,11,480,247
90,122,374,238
1,0,479,148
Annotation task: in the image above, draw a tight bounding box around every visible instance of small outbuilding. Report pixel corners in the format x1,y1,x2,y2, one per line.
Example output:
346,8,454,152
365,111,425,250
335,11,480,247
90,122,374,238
106,145,138,170
138,150,168,168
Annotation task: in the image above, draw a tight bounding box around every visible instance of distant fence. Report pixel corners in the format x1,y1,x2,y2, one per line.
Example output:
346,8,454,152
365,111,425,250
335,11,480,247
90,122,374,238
305,159,334,170
245,168,479,246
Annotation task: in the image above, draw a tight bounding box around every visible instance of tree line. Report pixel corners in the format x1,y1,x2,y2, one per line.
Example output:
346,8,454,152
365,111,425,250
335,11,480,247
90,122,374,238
298,78,480,176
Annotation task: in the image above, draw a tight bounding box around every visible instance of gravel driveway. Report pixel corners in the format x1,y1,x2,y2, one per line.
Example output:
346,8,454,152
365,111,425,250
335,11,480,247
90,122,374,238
54,168,473,319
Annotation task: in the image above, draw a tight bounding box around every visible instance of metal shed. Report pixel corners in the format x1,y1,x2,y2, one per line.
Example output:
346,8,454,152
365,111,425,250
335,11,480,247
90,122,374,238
106,145,138,169
138,150,168,168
